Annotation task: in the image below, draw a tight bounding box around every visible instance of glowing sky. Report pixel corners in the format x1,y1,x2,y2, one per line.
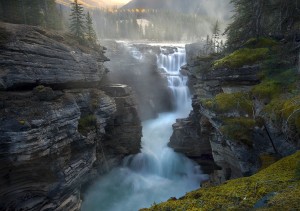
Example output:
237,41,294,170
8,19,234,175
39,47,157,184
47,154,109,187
56,0,131,8
107,0,131,6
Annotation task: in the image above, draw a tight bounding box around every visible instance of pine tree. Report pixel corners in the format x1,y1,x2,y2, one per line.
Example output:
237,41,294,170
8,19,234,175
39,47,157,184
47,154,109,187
69,0,85,41
212,20,221,53
85,12,97,44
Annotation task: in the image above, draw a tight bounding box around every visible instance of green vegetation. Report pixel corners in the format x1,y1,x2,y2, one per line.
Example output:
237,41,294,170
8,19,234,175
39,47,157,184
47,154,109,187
221,117,256,146
202,92,253,115
263,94,300,134
35,85,46,92
0,0,63,30
0,27,10,44
141,151,300,211
70,0,86,41
78,115,97,135
259,154,278,171
251,80,282,100
19,120,26,125
85,12,97,44
226,0,300,49
244,38,278,49
295,161,300,180
213,48,269,69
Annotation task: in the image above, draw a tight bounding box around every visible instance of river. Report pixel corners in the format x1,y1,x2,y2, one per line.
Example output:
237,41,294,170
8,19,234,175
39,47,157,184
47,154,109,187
82,44,207,211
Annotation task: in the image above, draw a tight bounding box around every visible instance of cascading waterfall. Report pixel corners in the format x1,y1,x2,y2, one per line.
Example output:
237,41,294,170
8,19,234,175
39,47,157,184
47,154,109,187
82,45,207,211
157,47,189,112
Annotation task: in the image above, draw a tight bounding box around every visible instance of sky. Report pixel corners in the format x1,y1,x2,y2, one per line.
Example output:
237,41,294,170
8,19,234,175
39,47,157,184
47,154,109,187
109,0,131,6
56,0,131,8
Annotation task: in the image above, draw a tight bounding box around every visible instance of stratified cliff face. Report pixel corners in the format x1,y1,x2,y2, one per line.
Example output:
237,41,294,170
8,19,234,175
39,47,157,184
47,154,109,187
0,22,109,90
0,23,142,210
170,43,299,184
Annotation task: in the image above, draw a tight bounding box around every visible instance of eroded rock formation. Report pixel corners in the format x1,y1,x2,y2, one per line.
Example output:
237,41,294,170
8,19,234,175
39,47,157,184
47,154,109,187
0,23,142,210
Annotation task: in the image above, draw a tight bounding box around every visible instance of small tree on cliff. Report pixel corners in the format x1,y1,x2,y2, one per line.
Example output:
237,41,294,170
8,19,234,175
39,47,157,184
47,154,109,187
85,12,97,44
69,0,85,41
212,20,221,53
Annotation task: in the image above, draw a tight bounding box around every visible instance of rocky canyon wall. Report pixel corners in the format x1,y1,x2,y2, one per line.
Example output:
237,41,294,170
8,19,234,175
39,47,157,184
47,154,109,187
0,23,142,210
170,42,299,184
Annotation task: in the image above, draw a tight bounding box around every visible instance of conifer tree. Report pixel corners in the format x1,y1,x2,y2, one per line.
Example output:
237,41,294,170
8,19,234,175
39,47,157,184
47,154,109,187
212,20,220,52
85,12,97,43
69,0,85,41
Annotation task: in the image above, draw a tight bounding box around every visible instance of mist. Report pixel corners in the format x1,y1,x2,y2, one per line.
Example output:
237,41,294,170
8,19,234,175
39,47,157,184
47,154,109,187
88,0,232,42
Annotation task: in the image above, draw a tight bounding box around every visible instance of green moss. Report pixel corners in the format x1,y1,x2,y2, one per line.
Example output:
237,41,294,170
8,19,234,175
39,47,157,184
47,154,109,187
295,161,300,180
251,80,282,99
35,85,46,92
265,95,300,131
244,38,278,49
213,48,269,69
259,154,279,171
141,151,300,211
281,95,300,118
203,92,253,115
19,120,26,125
252,67,298,100
282,95,300,133
196,53,219,62
221,117,256,146
78,115,97,135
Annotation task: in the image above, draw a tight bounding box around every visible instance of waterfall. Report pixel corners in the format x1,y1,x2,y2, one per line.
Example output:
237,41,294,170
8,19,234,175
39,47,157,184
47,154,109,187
157,47,190,112
82,45,207,211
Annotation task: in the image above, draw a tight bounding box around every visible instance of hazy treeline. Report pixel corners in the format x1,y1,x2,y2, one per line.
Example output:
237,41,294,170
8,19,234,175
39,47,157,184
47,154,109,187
0,0,226,42
92,9,218,42
0,0,64,30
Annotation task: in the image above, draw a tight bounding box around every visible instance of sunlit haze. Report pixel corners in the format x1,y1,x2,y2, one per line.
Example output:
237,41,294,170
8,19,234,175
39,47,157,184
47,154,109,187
110,0,131,5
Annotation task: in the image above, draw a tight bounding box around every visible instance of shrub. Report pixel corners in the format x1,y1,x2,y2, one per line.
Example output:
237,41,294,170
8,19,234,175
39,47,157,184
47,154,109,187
213,48,269,69
78,115,97,135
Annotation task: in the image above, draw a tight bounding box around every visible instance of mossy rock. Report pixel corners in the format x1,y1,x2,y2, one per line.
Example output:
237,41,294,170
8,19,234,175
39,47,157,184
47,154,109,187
202,92,253,115
213,48,269,69
141,151,300,211
251,80,282,100
264,95,300,134
221,117,256,146
78,115,97,135
259,154,279,171
33,85,55,101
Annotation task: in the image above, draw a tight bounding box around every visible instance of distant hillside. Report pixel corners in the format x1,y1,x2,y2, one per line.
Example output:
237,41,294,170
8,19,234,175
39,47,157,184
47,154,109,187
122,0,232,19
122,0,203,13
56,0,107,8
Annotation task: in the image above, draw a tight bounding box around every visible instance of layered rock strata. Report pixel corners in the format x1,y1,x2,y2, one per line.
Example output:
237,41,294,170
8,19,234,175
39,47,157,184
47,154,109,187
0,23,142,210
